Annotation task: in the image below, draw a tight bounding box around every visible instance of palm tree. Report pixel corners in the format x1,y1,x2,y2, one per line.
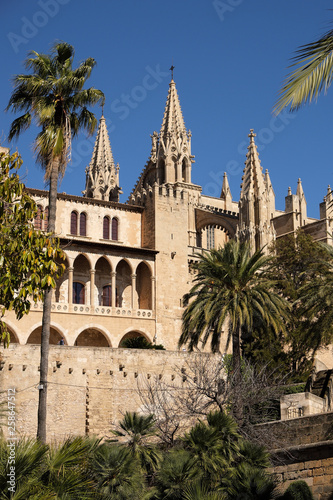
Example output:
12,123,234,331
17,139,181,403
179,240,289,380
112,412,161,475
274,24,333,114
91,444,146,500
6,42,104,442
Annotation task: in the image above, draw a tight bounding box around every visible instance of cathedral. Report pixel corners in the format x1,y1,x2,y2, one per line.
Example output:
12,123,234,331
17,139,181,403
3,76,333,354
2,76,333,439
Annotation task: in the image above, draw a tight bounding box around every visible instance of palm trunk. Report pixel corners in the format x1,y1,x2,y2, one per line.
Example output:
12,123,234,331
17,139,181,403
37,159,59,443
232,324,243,424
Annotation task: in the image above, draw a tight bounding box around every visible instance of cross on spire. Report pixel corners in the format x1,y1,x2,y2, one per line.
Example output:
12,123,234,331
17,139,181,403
169,64,175,80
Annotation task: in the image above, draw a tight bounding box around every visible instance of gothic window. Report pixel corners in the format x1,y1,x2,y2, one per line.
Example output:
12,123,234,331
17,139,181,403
196,231,202,248
34,205,43,230
73,282,85,304
103,216,110,239
207,226,215,250
102,285,112,306
80,213,87,236
70,211,78,235
111,217,118,241
44,206,49,231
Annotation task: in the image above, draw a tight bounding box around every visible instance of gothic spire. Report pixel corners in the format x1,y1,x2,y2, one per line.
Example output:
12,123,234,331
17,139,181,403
160,79,187,143
240,129,266,200
155,78,194,185
83,114,122,202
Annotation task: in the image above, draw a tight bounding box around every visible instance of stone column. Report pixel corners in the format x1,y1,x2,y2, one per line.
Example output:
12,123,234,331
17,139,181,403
111,271,116,308
90,269,95,307
131,273,137,309
151,276,156,311
68,267,74,305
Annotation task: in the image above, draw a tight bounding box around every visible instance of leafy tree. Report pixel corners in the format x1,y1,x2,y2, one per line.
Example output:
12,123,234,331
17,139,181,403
244,230,333,380
6,41,104,442
0,151,64,345
179,240,289,421
274,22,333,113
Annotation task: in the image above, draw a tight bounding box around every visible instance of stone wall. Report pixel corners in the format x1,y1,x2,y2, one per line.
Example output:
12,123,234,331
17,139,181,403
0,344,195,441
271,443,333,500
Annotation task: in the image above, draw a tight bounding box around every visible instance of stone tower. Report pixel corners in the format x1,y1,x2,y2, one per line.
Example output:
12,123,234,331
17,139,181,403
83,114,122,201
238,129,276,252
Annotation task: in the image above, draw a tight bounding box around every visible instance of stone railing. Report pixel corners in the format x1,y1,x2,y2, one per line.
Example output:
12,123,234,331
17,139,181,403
31,302,154,319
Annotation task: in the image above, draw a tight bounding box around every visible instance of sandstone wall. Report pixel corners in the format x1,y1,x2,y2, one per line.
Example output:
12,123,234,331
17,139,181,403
0,344,193,441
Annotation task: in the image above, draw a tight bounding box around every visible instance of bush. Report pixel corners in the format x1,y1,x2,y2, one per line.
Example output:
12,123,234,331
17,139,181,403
281,480,314,500
120,336,165,350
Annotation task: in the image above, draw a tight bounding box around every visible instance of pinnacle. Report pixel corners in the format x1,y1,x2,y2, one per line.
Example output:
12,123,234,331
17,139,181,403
160,79,187,141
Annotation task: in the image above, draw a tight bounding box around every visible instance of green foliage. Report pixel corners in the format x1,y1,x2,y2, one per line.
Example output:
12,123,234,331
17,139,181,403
179,241,289,368
120,336,165,350
111,412,161,475
274,24,333,114
280,480,314,500
0,416,314,499
0,151,65,345
244,230,333,381
91,444,146,499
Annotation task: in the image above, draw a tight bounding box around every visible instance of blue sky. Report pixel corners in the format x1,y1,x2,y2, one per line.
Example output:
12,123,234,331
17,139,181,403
1,0,333,217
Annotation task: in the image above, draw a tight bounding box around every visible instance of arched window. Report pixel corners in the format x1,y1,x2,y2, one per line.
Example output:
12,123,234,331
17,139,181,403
34,205,43,230
70,211,78,235
73,282,85,304
80,213,87,236
102,285,112,306
207,226,215,250
111,218,118,241
103,216,110,239
44,207,49,231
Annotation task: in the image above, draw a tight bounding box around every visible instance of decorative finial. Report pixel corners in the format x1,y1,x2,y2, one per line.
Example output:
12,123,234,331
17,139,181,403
170,64,175,80
248,129,256,140
101,102,104,117
288,187,292,195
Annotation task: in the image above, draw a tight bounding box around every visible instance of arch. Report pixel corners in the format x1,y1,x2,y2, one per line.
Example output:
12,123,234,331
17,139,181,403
3,324,20,344
103,216,110,239
79,212,87,236
74,327,111,347
116,260,132,308
182,158,188,183
27,325,65,345
200,224,230,251
118,330,151,347
136,262,152,309
95,256,112,306
70,211,78,235
73,254,90,304
111,217,118,241
157,159,165,184
34,205,43,230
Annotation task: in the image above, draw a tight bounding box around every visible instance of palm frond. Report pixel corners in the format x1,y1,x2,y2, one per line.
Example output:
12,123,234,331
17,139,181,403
275,27,333,114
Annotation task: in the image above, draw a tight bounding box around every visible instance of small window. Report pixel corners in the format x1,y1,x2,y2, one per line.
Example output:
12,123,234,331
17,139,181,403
111,218,118,241
73,282,85,304
70,211,78,235
34,205,43,230
44,207,49,231
103,216,110,239
102,285,112,306
80,213,87,236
